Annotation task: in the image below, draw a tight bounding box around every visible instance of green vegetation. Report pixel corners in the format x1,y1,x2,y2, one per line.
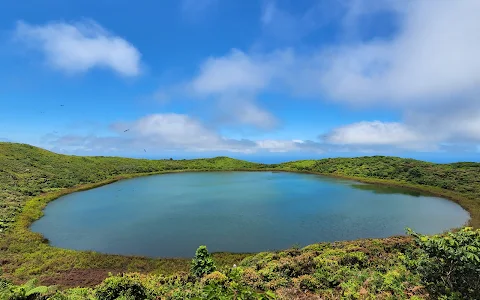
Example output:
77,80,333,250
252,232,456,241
1,142,480,298
0,278,51,300
191,246,216,278
2,230,479,299
407,227,480,298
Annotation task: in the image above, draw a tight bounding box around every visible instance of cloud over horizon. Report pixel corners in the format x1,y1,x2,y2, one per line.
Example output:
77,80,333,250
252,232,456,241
44,114,320,154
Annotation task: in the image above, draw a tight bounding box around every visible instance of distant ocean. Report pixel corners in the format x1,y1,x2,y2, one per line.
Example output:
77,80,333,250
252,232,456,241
135,153,479,164
230,155,480,164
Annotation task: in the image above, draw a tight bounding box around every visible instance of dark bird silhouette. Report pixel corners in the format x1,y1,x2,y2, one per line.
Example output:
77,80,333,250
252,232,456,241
60,105,64,107
124,129,130,132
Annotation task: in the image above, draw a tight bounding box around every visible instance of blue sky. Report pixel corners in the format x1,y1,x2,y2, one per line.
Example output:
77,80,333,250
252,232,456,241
1,0,479,162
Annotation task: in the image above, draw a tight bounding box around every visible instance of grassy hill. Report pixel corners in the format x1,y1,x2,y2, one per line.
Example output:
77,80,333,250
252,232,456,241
0,142,479,299
0,142,268,232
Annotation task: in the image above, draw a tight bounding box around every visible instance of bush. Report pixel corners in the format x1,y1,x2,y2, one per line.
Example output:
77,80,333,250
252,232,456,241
201,271,228,286
295,275,319,292
199,283,276,300
1,279,51,300
190,245,216,278
95,274,148,300
407,227,480,299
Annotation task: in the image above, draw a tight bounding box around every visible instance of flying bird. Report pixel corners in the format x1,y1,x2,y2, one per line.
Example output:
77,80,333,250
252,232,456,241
124,129,130,132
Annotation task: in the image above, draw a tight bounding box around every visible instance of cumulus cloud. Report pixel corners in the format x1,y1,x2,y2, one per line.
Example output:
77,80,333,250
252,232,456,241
192,50,273,95
214,97,278,130
14,20,141,76
110,114,253,152
180,0,480,150
45,114,321,154
256,139,301,153
319,1,480,106
323,121,430,150
322,105,480,150
186,50,288,129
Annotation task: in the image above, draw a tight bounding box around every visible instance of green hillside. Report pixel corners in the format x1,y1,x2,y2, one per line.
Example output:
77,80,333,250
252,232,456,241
0,142,479,299
0,142,268,232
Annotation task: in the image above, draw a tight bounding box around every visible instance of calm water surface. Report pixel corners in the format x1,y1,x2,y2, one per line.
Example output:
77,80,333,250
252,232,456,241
31,172,469,257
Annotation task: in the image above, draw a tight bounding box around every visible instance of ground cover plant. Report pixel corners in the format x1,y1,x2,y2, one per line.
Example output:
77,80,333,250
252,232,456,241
1,142,479,298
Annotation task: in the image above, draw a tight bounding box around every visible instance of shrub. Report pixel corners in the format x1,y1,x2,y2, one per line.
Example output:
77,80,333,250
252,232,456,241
275,252,316,277
241,268,263,289
95,274,148,300
48,288,93,300
201,271,228,286
294,275,319,292
407,227,480,299
199,283,276,300
339,251,368,268
1,279,52,300
190,245,216,278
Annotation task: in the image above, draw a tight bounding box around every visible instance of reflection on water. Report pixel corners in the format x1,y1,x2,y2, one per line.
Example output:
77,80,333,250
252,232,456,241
31,172,469,258
350,184,426,197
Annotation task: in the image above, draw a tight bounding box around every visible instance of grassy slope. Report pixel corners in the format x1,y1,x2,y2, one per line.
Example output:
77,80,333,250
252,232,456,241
0,142,479,289
0,143,269,284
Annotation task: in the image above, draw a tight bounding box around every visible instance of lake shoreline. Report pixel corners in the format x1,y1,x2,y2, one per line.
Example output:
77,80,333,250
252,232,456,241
30,170,468,258
23,169,471,251
1,152,477,287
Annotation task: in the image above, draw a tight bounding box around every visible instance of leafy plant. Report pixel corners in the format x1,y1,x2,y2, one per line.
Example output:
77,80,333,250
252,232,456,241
191,246,216,278
1,279,52,300
407,227,480,299
196,283,276,300
95,274,148,300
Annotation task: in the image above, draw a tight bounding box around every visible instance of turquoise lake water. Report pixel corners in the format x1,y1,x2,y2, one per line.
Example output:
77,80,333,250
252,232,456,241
31,172,470,258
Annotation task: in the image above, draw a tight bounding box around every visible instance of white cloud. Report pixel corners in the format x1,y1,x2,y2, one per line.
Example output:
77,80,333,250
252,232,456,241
191,49,276,95
46,114,318,154
186,49,291,129
256,140,296,152
319,0,480,106
323,121,429,150
180,0,480,149
404,106,480,143
323,105,480,150
15,20,141,76
111,114,250,151
215,97,278,130
236,101,278,129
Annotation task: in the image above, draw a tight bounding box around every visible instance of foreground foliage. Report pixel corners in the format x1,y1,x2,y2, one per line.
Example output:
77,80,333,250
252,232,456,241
2,230,479,299
407,227,480,298
191,246,216,278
